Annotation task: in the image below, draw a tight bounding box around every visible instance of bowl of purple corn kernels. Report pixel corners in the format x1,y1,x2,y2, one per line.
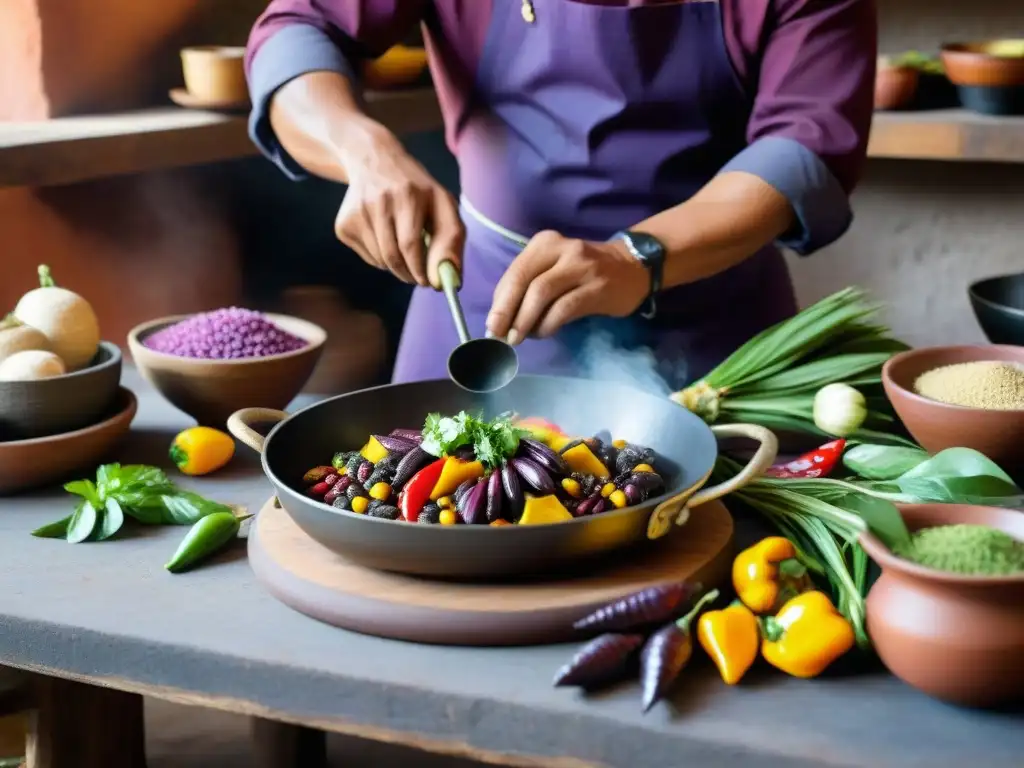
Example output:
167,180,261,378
127,308,326,427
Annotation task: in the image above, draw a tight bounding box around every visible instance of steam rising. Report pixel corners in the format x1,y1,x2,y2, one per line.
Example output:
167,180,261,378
576,329,688,396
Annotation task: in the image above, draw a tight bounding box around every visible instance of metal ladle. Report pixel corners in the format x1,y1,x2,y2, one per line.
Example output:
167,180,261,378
437,260,519,393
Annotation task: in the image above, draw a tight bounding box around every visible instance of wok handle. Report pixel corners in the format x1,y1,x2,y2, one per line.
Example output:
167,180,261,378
647,423,778,539
226,407,289,455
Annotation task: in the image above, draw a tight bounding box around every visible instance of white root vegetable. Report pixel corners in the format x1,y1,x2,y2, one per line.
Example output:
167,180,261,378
0,317,51,364
12,265,100,371
0,350,66,381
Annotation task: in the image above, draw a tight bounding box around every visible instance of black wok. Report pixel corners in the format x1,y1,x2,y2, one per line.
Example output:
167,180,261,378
228,375,777,578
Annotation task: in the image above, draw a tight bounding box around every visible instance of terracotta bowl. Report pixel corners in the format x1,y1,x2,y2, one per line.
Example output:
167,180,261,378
179,45,248,105
127,313,326,428
0,341,122,441
969,273,1024,346
875,59,919,110
882,345,1024,476
0,387,137,495
861,503,1024,708
941,40,1024,115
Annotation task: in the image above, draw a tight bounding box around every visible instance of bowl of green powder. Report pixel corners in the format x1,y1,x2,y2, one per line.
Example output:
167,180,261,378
861,502,1024,708
883,345,1024,476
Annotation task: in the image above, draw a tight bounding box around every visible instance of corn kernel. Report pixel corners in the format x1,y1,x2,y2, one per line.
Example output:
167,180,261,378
440,508,458,526
609,490,627,509
612,439,627,449
600,482,616,498
369,482,391,501
351,496,369,514
633,463,654,473
437,495,453,509
561,478,582,498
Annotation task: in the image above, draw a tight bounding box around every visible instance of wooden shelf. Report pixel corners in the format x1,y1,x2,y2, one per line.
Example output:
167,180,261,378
0,88,442,189
868,109,1024,163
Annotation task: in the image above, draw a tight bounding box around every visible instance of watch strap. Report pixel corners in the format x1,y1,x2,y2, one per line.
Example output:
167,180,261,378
613,230,665,320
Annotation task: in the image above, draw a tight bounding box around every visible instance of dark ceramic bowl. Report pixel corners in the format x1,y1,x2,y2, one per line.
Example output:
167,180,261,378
882,345,1024,476
941,40,1024,115
0,341,122,441
969,273,1024,345
861,503,1024,708
227,376,778,578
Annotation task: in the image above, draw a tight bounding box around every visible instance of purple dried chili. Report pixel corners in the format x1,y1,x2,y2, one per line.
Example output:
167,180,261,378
573,581,703,633
553,633,645,690
639,589,719,712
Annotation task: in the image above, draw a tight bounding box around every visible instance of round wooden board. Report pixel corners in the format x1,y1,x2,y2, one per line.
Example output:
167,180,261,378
248,497,735,646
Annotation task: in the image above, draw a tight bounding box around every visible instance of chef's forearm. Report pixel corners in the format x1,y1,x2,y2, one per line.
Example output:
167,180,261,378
268,71,400,184
631,171,796,290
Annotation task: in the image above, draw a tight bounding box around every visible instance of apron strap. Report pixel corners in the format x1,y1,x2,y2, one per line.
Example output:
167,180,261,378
460,194,530,248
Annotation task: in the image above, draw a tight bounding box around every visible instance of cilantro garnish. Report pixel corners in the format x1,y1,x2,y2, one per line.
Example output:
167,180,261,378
420,411,526,467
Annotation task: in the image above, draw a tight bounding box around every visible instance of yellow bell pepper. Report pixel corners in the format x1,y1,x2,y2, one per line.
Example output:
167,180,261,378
429,458,484,501
359,436,389,464
732,536,812,614
169,427,235,476
760,591,854,678
697,601,760,685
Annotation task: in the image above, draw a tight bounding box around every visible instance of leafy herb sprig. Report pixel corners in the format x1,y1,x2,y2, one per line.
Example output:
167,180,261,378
421,410,526,467
32,463,234,543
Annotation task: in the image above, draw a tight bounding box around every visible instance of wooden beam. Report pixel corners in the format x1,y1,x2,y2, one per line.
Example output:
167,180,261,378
868,109,1024,163
0,89,443,189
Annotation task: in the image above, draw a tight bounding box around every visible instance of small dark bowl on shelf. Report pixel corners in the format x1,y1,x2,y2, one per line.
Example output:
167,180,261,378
969,273,1024,346
941,40,1024,116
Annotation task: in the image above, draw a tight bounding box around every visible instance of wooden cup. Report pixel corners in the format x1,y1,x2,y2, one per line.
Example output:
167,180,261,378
179,46,248,104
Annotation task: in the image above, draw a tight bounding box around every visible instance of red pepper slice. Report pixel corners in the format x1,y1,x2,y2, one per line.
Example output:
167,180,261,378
764,439,846,479
399,458,447,522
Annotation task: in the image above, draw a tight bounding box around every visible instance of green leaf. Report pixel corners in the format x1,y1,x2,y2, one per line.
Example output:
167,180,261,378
95,498,125,540
897,475,1024,507
153,491,232,526
32,515,72,538
66,501,98,544
843,444,929,480
898,447,1017,486
64,479,102,507
837,493,910,549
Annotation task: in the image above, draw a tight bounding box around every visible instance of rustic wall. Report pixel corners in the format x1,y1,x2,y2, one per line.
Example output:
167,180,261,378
787,0,1024,346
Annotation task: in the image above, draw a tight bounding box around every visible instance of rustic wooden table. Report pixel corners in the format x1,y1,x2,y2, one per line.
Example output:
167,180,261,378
0,369,1020,768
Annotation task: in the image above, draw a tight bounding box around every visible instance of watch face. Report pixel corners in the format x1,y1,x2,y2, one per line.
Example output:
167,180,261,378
627,233,665,264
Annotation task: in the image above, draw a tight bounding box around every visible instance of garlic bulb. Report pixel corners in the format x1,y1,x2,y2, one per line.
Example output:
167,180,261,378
813,383,867,437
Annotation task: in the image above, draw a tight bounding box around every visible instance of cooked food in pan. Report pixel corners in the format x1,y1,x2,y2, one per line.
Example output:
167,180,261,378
298,412,667,526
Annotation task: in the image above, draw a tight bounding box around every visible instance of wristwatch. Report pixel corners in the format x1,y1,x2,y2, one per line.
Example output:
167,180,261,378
613,230,666,320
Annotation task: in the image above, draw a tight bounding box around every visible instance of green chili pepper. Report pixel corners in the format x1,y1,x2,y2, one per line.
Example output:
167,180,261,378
165,511,251,573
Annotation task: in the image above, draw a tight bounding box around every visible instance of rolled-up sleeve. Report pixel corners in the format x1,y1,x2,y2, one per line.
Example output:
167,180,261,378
245,1,426,180
720,0,877,255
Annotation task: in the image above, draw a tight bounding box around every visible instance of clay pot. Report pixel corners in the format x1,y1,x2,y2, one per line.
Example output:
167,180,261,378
941,40,1024,116
882,345,1024,476
180,45,248,103
861,503,1024,708
875,59,919,110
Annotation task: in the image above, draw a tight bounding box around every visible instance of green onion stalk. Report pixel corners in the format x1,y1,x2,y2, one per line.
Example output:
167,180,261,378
671,288,918,447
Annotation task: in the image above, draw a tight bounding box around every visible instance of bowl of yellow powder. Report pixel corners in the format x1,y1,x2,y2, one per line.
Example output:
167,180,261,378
860,502,1024,708
883,345,1024,475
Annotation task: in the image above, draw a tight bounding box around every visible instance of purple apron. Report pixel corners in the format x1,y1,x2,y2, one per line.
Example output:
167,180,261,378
393,0,797,389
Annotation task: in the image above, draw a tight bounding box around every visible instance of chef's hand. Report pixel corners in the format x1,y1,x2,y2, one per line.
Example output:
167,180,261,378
486,231,649,344
335,134,464,288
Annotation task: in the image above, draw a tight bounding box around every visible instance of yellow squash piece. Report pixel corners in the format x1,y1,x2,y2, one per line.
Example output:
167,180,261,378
518,495,573,525
732,536,811,614
548,433,576,452
169,427,235,476
760,591,855,678
697,601,760,685
359,436,389,464
430,458,485,501
562,442,610,479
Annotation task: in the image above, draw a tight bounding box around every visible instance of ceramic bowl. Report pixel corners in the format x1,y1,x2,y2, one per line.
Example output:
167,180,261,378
0,387,137,495
861,503,1024,708
875,59,919,110
127,313,326,428
882,345,1024,475
179,46,248,105
0,341,122,441
969,273,1024,346
941,40,1024,115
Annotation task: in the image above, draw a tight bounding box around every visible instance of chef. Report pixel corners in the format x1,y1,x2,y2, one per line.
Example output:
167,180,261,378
245,0,876,387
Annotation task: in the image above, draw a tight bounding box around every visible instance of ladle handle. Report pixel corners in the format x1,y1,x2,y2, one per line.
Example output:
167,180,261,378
438,259,472,345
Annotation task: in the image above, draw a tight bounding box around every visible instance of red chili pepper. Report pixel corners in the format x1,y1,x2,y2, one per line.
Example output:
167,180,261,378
399,458,447,522
764,439,846,479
